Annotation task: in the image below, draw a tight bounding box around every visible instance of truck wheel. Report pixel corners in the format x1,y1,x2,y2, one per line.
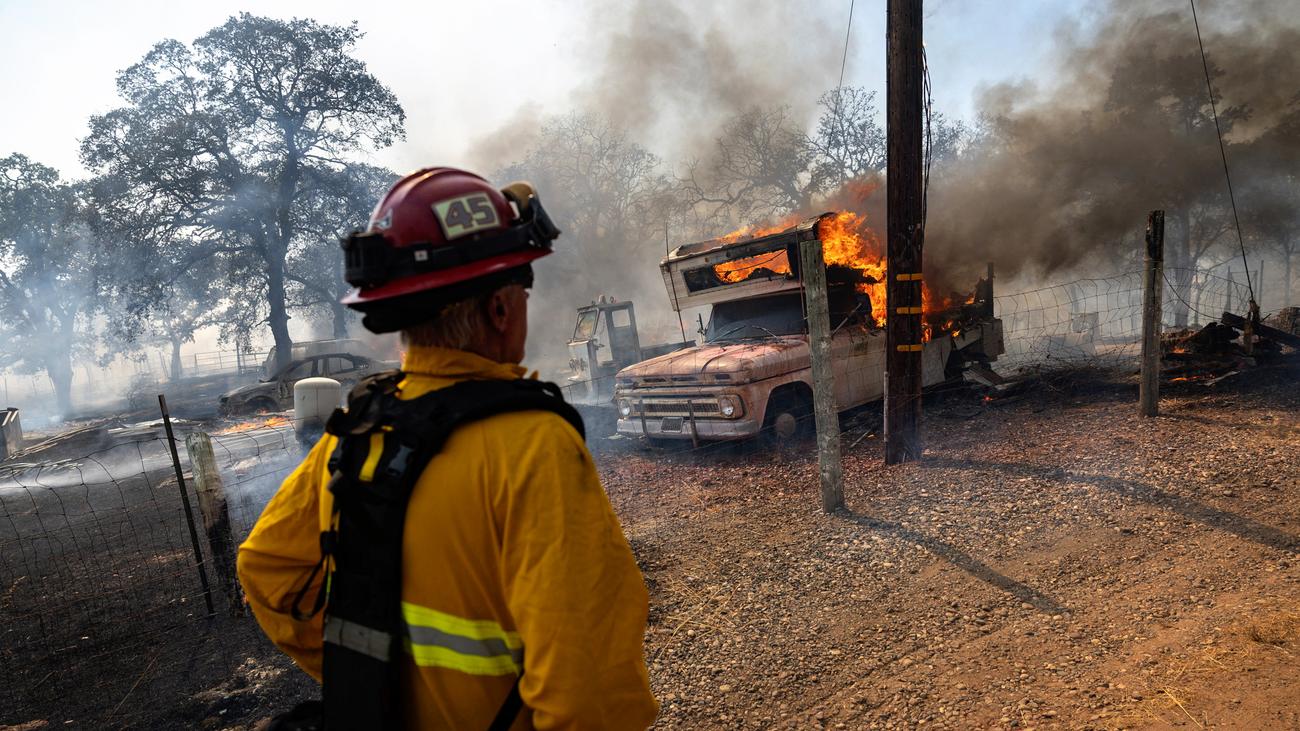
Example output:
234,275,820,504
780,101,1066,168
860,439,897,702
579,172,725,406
762,392,812,444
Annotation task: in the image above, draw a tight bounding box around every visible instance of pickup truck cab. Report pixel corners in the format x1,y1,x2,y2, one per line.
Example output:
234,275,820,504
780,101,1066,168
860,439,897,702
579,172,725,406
613,215,1003,441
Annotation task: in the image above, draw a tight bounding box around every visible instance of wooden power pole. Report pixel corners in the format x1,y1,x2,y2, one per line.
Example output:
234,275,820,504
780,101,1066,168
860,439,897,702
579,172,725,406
884,0,925,464
1139,210,1165,418
801,235,845,513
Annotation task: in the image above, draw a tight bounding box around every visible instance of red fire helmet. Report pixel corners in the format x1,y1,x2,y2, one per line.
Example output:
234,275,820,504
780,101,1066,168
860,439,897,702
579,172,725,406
340,167,559,306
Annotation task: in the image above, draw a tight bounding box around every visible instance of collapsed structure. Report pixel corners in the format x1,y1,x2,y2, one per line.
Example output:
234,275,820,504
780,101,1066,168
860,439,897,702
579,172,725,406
612,213,1005,441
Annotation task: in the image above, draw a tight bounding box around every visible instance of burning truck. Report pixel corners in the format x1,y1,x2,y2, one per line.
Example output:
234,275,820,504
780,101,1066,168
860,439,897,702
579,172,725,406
612,212,1004,442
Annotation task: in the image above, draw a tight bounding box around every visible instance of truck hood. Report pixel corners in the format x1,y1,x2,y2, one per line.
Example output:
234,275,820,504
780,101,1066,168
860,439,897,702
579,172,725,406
616,337,808,386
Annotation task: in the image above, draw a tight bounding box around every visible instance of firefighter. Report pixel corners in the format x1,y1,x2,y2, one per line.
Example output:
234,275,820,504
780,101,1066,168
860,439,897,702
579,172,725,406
237,167,658,730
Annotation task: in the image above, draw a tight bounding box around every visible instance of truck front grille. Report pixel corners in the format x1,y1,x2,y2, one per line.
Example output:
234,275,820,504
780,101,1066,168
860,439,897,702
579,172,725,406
633,398,721,417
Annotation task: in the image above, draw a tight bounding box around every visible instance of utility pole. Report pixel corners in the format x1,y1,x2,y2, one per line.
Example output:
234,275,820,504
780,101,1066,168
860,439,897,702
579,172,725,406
1139,210,1165,418
800,233,845,512
884,0,925,464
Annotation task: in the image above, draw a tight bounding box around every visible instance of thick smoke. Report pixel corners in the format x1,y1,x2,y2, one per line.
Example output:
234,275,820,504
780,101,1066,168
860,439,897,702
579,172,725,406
926,0,1300,285
574,0,840,161
476,1,850,373
477,0,1300,373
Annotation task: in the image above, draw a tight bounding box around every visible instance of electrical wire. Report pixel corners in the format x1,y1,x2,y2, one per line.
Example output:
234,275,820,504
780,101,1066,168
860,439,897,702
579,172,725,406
837,0,856,93
829,0,858,191
1188,0,1255,304
920,43,933,237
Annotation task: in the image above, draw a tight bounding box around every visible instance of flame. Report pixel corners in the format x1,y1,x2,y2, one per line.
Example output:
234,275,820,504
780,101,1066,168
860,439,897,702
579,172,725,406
712,211,954,333
716,217,800,245
216,415,291,434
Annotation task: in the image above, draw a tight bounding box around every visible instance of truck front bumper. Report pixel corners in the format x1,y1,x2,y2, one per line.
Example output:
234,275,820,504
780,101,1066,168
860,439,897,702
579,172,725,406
616,414,762,440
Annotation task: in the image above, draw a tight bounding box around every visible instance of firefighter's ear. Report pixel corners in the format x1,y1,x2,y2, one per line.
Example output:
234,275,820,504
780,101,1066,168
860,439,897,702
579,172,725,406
485,288,510,333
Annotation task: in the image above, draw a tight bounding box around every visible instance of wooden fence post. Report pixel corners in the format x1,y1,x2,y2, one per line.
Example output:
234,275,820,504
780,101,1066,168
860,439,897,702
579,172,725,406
1139,211,1165,418
185,431,243,616
800,235,845,513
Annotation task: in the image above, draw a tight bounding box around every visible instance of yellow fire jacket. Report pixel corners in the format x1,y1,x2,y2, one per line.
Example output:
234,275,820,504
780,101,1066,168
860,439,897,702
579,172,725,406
237,346,658,730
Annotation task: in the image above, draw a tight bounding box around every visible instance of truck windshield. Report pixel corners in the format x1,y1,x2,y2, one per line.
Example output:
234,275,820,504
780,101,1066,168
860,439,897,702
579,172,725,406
573,309,600,340
706,293,806,341
705,287,872,342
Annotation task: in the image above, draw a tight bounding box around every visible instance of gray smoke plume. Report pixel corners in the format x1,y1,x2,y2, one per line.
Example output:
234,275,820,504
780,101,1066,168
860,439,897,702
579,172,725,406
926,0,1300,287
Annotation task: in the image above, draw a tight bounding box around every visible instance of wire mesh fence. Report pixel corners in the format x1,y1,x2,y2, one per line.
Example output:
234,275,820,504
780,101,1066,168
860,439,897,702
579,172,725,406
994,267,1254,373
0,266,1273,726
0,420,309,728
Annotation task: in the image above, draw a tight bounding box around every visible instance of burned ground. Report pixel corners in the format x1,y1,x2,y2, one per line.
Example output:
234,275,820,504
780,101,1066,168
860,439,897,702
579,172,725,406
603,364,1300,729
2,363,1297,729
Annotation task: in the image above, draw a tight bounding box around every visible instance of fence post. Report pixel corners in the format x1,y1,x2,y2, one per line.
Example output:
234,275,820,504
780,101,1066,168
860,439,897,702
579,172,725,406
158,394,216,616
185,431,242,616
1226,267,1235,314
1140,211,1165,418
799,235,845,512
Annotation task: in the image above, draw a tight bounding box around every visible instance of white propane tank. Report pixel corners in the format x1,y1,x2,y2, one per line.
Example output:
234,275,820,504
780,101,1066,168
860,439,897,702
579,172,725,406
294,377,342,444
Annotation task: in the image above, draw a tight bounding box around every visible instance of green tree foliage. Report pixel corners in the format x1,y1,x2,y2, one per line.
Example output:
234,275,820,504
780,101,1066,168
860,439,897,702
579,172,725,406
287,163,397,338
0,155,101,416
82,13,405,369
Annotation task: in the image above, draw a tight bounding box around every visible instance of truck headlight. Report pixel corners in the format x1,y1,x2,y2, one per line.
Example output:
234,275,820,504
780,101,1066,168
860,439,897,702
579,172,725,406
718,395,743,419
617,399,632,417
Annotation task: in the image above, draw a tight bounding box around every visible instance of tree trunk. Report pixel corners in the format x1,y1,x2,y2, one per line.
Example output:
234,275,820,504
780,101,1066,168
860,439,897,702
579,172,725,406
1172,208,1193,327
47,350,73,418
170,336,184,382
270,152,302,371
267,251,294,372
1285,245,1293,309
331,301,350,339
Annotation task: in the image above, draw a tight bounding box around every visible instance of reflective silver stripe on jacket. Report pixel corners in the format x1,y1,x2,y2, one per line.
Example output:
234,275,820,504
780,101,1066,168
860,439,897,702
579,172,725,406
324,616,392,662
406,624,525,665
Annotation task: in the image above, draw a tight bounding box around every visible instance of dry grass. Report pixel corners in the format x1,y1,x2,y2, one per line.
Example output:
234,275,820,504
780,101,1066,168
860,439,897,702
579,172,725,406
1111,603,1299,728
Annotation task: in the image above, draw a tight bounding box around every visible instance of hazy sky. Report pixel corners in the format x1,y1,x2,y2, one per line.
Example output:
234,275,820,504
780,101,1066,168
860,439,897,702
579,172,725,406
0,0,1096,179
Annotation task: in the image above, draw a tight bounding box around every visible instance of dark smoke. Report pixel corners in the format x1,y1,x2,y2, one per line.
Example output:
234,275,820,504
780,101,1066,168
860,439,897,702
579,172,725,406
926,0,1300,285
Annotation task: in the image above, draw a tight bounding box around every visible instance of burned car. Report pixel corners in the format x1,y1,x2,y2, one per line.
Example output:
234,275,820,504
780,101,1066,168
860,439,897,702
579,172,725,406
613,214,1004,441
219,352,388,416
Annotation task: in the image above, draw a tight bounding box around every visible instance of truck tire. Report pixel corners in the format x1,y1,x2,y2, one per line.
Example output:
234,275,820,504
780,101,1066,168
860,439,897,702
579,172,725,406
762,390,813,445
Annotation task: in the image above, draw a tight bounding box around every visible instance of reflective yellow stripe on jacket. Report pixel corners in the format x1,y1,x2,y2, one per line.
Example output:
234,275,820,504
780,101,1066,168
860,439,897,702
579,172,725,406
402,602,523,676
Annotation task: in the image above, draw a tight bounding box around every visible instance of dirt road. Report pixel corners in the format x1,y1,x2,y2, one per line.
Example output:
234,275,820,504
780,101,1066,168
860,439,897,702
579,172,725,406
602,367,1300,729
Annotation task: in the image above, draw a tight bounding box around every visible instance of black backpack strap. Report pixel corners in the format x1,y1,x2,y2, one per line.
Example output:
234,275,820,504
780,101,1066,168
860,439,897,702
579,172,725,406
306,376,583,730
488,676,524,731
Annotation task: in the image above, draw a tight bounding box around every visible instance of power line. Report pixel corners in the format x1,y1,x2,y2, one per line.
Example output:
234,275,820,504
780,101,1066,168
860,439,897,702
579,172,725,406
829,0,857,186
1188,0,1254,304
837,0,856,93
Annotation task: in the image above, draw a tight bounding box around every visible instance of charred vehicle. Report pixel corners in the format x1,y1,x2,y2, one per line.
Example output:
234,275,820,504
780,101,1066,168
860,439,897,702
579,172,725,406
613,214,1004,441
565,297,692,407
219,352,391,416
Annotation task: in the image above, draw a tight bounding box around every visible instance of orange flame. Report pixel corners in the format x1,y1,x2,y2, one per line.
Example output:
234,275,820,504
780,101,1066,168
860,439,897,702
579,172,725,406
711,211,957,334
216,415,291,434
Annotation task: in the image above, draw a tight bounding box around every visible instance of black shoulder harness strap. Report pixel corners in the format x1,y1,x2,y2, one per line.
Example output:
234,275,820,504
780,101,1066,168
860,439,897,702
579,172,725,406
290,371,584,731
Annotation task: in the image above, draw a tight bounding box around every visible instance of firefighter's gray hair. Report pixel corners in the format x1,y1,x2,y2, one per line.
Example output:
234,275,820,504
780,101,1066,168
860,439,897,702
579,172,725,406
402,292,492,350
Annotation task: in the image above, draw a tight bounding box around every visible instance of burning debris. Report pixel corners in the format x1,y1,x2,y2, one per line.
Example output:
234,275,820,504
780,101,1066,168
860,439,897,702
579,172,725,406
213,415,293,435
1161,309,1300,385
